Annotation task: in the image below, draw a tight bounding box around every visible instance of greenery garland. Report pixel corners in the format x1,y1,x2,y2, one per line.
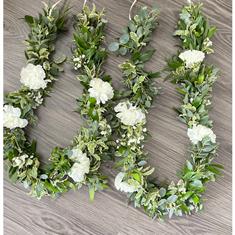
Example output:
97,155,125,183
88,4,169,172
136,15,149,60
4,2,113,200
71,4,114,200
110,2,223,220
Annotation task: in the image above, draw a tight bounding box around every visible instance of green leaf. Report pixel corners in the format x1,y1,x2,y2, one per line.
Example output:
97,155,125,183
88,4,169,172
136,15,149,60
54,54,67,64
202,144,216,153
133,75,145,93
25,15,34,25
192,195,200,204
129,21,137,32
137,160,147,166
139,49,155,62
159,187,166,197
119,34,129,44
167,195,178,203
31,140,37,153
73,33,87,49
108,42,119,52
197,74,205,84
148,71,160,79
136,27,143,37
119,47,127,55
130,32,139,46
176,87,187,95
208,26,217,38
207,166,221,175
88,97,97,106
89,187,95,201
158,199,166,206
145,100,151,108
143,167,154,176
132,172,141,183
186,160,193,170
210,163,224,170
191,180,203,188
192,97,202,108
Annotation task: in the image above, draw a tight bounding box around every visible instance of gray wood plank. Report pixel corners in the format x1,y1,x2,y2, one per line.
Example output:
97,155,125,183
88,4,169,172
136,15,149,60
4,0,232,234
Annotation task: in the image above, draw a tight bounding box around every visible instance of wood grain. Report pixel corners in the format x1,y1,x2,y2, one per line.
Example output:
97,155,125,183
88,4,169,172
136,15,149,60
4,0,232,234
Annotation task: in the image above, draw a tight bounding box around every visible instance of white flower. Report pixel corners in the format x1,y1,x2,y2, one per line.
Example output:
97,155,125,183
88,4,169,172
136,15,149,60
12,154,28,168
68,148,90,183
3,105,28,129
114,101,145,126
88,78,114,104
114,172,140,193
20,63,47,90
187,124,216,145
187,0,192,4
179,50,205,68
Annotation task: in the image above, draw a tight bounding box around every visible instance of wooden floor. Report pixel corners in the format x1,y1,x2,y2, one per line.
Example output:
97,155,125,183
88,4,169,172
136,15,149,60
4,0,232,234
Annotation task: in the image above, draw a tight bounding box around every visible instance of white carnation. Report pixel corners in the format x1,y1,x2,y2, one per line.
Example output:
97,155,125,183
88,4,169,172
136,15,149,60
20,63,47,90
187,124,216,145
179,50,205,68
68,148,90,183
114,101,145,126
3,105,28,129
114,172,140,193
88,78,114,104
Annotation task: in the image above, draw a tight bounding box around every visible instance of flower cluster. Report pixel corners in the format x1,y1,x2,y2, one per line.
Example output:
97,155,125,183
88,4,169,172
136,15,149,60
3,105,28,129
114,172,140,193
73,54,86,70
68,148,90,183
20,63,48,90
88,78,114,104
114,101,145,126
178,50,205,69
187,124,216,145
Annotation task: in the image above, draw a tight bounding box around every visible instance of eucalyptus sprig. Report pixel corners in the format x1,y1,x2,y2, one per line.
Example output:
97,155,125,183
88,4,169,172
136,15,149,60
109,6,160,110
109,6,159,55
111,2,223,220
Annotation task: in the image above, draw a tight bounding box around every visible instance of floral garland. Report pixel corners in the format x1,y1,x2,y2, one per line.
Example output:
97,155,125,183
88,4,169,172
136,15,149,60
71,4,114,200
111,2,223,220
4,2,114,200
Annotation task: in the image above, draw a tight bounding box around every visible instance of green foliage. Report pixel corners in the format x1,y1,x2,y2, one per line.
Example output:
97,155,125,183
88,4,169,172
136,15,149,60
109,6,160,110
109,6,159,55
174,3,216,54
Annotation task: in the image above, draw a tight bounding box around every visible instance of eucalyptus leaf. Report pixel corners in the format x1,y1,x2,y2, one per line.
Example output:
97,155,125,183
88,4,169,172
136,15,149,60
108,42,119,52
119,34,129,44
